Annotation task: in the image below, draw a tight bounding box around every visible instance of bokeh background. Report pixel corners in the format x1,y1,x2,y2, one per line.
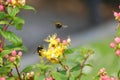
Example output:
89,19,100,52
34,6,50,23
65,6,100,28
10,0,120,79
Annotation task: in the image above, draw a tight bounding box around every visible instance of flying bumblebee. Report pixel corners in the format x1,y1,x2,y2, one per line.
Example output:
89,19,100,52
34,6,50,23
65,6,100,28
36,45,44,56
55,21,68,29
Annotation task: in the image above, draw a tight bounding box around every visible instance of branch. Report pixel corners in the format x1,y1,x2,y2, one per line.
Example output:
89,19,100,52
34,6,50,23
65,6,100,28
59,61,71,80
78,53,91,80
14,63,22,80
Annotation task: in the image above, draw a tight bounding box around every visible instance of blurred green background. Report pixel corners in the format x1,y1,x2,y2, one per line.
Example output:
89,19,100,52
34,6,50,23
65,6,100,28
80,39,120,79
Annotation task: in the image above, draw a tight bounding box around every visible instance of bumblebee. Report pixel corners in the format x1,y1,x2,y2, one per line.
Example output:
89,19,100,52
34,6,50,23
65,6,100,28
37,46,44,56
55,22,68,29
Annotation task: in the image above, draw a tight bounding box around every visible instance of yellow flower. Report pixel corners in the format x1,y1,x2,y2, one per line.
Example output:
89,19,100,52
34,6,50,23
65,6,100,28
11,0,25,7
40,34,71,63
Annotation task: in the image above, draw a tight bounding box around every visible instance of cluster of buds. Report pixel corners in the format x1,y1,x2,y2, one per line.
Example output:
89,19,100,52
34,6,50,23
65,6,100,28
113,5,120,21
98,68,117,80
110,37,120,56
39,34,71,63
5,50,22,63
0,0,26,11
25,71,34,80
0,77,6,80
6,0,26,7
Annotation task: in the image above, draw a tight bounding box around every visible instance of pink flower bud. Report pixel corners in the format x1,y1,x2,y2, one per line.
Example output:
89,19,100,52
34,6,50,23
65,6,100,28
9,57,15,62
11,50,16,57
119,5,120,9
110,42,116,48
111,77,117,80
5,54,9,59
0,77,6,80
100,75,110,80
18,51,22,57
50,47,54,50
114,37,120,43
0,5,4,11
116,50,120,56
46,77,54,80
7,0,12,3
62,40,67,45
114,12,118,17
99,68,106,74
56,38,60,42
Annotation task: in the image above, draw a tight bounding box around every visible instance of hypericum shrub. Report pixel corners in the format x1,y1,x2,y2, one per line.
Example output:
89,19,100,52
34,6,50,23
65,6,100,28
0,0,34,80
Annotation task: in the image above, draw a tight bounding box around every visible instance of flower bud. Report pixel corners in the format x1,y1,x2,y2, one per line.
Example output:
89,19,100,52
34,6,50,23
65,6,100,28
46,77,54,80
26,73,30,77
100,75,110,80
114,12,118,17
0,77,6,80
11,50,16,57
30,71,34,76
114,37,120,43
7,0,12,3
18,51,22,57
67,38,71,43
99,68,106,74
110,42,116,48
119,5,120,9
111,77,117,80
62,40,67,45
0,5,4,11
5,54,9,59
9,57,15,62
116,50,120,56
56,38,60,42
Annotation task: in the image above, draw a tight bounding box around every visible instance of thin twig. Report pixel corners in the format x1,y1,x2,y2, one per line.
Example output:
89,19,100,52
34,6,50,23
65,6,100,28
8,69,13,77
59,61,71,80
78,54,90,80
14,63,22,80
59,61,67,71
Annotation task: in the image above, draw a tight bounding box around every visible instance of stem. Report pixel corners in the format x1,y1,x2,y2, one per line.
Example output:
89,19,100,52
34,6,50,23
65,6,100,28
59,61,71,80
59,61,67,71
0,25,8,48
14,63,22,80
8,69,13,77
78,54,90,80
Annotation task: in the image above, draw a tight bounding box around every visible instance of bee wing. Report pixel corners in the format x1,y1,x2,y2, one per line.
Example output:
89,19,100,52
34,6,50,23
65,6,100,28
62,25,68,28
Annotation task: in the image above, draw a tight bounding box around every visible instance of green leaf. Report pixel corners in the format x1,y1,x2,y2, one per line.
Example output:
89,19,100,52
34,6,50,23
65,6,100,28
4,45,28,52
51,71,67,80
0,49,12,57
118,70,120,79
71,64,80,72
80,47,89,55
64,48,75,54
59,70,66,75
117,27,120,37
0,57,3,66
0,29,23,46
85,63,92,67
22,65,36,73
7,77,16,80
93,75,100,80
15,24,23,30
0,21,9,24
0,67,11,74
0,12,8,20
35,74,45,80
8,6,20,17
11,17,24,30
21,5,35,11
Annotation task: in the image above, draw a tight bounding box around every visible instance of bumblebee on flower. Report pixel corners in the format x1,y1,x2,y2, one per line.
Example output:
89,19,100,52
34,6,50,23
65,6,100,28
37,34,71,63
